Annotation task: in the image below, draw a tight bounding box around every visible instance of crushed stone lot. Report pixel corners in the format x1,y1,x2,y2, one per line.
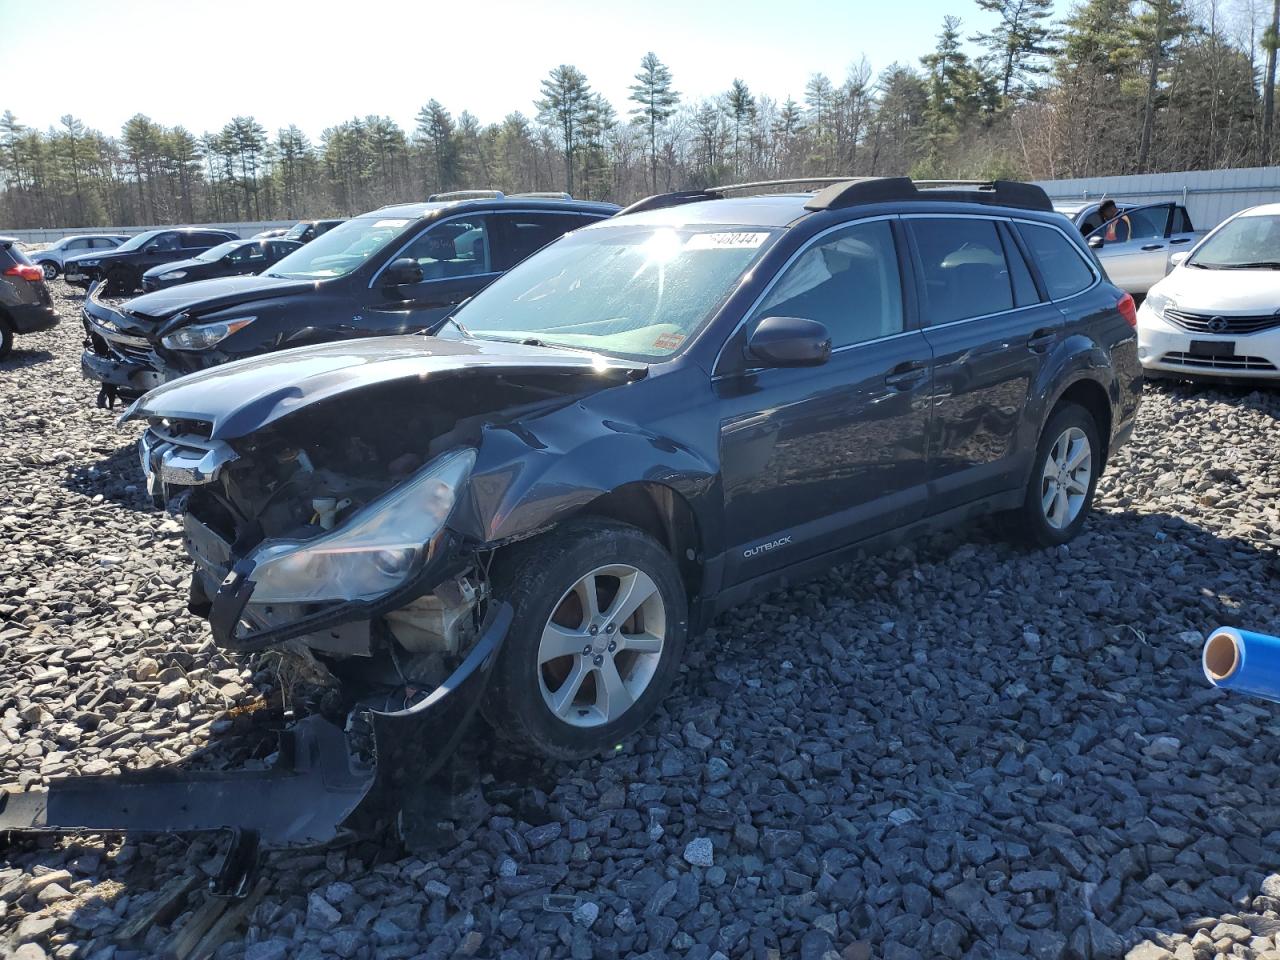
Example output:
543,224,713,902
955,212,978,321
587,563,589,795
3,281,1280,960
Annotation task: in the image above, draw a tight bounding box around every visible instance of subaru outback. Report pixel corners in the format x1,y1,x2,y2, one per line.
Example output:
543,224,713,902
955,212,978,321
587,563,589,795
123,177,1141,769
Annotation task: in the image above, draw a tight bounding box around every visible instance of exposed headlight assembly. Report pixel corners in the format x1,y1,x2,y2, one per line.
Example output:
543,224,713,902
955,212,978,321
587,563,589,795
1143,292,1172,320
246,448,476,604
162,316,255,351
80,259,100,267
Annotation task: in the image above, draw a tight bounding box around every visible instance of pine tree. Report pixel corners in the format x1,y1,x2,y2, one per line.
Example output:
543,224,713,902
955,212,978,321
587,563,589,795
628,53,679,194
414,100,458,195
536,65,593,194
971,0,1058,102
724,79,756,176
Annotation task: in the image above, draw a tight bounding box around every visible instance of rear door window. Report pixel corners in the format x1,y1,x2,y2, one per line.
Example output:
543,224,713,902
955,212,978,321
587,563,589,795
1017,223,1097,300
494,213,585,270
907,218,1016,324
1172,207,1195,233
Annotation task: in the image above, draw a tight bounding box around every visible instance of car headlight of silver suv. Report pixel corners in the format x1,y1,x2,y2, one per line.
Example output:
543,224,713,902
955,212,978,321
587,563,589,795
246,448,476,604
162,316,255,351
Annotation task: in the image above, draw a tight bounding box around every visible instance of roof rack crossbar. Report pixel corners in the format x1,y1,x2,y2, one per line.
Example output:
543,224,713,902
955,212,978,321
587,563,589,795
805,177,1053,213
510,191,574,200
616,190,723,217
428,189,506,202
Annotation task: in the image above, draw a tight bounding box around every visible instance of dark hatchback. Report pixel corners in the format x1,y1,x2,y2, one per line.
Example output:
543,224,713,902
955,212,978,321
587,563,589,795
124,178,1141,767
80,193,618,405
0,238,58,358
141,238,302,291
64,228,240,293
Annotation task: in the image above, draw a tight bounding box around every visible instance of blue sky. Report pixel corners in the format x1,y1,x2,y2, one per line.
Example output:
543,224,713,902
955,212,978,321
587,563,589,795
1,0,1031,139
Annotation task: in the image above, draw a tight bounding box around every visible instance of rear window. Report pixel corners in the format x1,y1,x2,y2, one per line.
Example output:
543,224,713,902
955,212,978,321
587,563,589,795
1018,223,1096,299
1,244,32,267
908,218,1016,324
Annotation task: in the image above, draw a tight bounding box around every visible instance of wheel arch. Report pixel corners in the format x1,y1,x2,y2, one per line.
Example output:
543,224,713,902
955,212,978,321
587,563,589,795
1049,376,1113,466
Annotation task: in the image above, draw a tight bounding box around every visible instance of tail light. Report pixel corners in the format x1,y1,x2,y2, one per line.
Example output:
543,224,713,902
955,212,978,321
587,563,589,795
1117,292,1137,327
3,264,44,283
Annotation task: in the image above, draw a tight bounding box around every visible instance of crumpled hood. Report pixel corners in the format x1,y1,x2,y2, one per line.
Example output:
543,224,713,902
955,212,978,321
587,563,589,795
1153,266,1280,314
122,336,646,440
122,274,317,321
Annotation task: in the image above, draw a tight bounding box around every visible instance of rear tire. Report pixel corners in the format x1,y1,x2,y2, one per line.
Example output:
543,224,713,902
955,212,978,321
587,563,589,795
1006,402,1101,548
482,518,687,760
0,322,12,360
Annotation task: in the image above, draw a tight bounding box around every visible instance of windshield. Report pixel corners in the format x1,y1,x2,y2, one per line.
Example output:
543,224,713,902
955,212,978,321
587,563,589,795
266,217,412,280
196,241,242,262
115,230,164,253
1189,214,1280,269
449,224,779,359
284,222,312,240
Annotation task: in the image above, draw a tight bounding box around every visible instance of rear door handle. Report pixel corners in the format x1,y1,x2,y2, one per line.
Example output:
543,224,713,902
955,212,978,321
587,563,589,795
1169,237,1192,244
884,361,928,389
1140,243,1164,251
1026,328,1058,352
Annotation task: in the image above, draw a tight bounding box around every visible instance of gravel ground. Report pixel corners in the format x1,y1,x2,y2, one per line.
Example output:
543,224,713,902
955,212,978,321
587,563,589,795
3,281,1280,960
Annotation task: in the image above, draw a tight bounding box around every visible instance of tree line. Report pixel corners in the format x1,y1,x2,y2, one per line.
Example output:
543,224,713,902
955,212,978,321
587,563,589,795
2,0,1278,229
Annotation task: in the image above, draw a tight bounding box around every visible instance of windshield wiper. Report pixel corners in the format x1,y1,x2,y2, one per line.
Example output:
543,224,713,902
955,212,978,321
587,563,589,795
434,315,472,338
1227,261,1280,269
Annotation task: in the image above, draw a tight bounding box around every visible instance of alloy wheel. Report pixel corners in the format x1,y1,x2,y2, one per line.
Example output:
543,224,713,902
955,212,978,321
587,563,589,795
537,564,666,728
42,262,57,280
1040,426,1092,530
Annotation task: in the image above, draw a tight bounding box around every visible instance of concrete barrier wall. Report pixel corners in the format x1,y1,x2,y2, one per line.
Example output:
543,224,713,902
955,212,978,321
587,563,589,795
2,221,296,244
1033,166,1280,231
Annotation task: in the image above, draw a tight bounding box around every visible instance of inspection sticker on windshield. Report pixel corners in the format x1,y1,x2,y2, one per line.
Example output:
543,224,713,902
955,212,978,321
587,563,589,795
654,332,686,350
686,231,770,250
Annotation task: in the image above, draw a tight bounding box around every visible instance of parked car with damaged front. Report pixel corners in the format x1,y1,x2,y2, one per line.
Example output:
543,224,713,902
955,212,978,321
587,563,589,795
113,176,1139,797
79,192,617,407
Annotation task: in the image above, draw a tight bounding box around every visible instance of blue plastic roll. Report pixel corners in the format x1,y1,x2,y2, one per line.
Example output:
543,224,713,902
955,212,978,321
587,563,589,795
1203,627,1280,703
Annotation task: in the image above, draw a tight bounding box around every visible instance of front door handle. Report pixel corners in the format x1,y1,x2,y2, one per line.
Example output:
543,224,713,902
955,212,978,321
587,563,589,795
884,361,928,389
1140,243,1164,251
1026,328,1058,352
1169,237,1192,244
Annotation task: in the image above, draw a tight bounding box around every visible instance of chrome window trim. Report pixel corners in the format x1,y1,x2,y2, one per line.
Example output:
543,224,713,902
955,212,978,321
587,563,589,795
367,209,606,289
901,212,1102,307
712,214,900,376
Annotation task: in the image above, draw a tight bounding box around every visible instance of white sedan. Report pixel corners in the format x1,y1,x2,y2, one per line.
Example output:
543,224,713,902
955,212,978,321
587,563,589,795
1137,202,1280,380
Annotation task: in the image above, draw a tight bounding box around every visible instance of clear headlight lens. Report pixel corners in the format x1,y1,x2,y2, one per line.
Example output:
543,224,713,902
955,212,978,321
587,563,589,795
164,270,187,279
1143,292,1171,320
246,448,476,604
161,316,255,351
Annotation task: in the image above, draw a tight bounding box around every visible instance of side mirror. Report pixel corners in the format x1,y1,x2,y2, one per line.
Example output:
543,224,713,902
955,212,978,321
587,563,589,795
1168,251,1189,268
747,316,831,368
144,243,162,253
383,257,423,287
1087,236,1105,250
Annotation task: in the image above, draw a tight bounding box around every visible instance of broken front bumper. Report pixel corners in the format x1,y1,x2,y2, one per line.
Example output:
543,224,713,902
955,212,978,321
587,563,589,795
0,602,511,858
80,285,164,404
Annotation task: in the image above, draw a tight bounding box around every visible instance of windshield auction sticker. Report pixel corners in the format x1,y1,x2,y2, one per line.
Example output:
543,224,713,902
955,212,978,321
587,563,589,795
686,232,771,250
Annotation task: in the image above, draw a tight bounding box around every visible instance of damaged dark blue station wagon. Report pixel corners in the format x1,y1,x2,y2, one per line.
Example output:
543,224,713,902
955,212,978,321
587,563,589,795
0,178,1140,852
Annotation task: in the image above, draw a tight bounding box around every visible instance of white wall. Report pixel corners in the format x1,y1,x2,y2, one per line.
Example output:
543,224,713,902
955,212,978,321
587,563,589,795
3,221,295,244
1033,166,1280,231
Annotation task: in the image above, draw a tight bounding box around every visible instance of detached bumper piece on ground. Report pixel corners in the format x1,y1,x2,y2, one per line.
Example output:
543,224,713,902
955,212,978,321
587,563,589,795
0,604,512,894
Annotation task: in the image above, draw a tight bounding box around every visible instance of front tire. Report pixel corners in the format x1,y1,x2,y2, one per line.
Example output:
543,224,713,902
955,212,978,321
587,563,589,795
1007,403,1101,548
483,518,687,760
41,262,58,281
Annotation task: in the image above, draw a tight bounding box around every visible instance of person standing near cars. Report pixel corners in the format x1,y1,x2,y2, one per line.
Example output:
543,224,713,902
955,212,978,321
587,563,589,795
1097,199,1131,242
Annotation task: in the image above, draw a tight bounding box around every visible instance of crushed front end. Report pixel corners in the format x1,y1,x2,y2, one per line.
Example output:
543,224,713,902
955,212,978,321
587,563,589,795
79,282,165,408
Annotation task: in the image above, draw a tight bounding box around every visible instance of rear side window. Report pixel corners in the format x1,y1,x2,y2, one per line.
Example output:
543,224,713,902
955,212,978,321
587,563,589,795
1172,207,1194,233
753,219,904,349
908,218,1014,324
496,213,585,270
1018,223,1096,300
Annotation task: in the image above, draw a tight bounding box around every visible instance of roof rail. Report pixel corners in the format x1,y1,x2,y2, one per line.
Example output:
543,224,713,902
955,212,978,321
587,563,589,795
709,177,857,194
805,177,1053,212
428,189,505,202
510,191,574,200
